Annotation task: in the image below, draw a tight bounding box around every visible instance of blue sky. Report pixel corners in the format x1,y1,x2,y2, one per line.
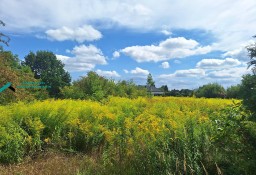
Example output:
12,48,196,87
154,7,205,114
1,0,255,89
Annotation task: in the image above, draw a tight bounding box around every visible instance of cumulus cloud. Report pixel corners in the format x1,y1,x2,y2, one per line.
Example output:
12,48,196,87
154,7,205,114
161,61,170,69
56,44,107,72
120,37,211,62
113,51,120,58
130,67,149,75
1,0,256,54
96,69,120,77
208,67,251,79
222,48,250,62
1,0,255,51
158,69,206,89
159,68,205,79
46,25,102,42
123,69,129,74
196,58,241,69
161,30,172,36
175,69,205,77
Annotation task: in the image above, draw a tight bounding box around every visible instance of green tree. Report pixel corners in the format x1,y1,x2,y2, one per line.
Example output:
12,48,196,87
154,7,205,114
147,73,155,87
0,48,20,69
239,36,256,116
247,35,256,74
72,71,108,101
226,84,241,99
160,85,168,92
0,49,48,104
195,83,226,98
23,51,71,97
240,74,256,115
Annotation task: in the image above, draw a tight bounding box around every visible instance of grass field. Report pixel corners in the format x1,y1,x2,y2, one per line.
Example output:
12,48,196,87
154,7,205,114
0,97,255,175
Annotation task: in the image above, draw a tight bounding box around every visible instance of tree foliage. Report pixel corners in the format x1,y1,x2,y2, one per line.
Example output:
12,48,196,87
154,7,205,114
247,36,256,74
23,51,71,97
0,49,48,104
147,73,155,87
61,71,147,101
195,83,226,98
226,84,241,99
240,36,256,116
240,74,256,115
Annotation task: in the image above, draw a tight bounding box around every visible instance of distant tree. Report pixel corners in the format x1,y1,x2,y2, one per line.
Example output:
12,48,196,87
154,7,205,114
72,71,109,101
0,20,10,46
23,51,71,97
195,83,226,98
226,85,241,99
160,85,169,92
169,89,181,96
147,73,155,87
180,89,193,97
61,72,147,100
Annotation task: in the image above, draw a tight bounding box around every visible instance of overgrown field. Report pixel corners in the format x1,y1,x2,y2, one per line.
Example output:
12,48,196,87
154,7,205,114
0,97,256,175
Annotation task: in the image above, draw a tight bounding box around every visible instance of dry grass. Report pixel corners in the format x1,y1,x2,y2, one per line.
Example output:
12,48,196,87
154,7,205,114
0,150,96,175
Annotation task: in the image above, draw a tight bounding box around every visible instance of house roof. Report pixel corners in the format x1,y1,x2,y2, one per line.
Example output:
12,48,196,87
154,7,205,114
138,85,164,93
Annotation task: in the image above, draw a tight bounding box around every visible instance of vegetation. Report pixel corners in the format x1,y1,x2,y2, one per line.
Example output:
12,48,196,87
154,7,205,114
226,84,241,99
240,74,256,116
147,73,155,87
195,83,226,98
167,89,193,97
23,51,71,97
61,71,148,101
238,36,256,117
1,97,256,174
247,35,256,74
0,49,48,105
1,24,256,174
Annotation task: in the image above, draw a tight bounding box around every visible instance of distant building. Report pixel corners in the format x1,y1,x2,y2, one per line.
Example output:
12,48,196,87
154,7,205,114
138,85,164,96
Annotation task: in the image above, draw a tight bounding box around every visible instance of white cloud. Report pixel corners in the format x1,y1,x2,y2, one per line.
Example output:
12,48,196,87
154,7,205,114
175,69,205,77
130,67,149,75
207,67,251,79
46,25,102,43
159,68,205,79
222,49,248,61
161,61,170,69
113,51,120,58
96,69,120,77
121,37,212,62
1,0,255,54
56,54,69,62
161,30,172,36
158,69,206,89
1,0,255,51
56,44,107,72
174,60,181,64
123,69,129,73
196,58,241,69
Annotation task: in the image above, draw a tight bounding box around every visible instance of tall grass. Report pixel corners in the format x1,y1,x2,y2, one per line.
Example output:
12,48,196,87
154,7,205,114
0,97,255,174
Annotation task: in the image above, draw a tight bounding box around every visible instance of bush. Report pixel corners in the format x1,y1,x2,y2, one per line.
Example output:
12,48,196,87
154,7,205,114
195,83,226,98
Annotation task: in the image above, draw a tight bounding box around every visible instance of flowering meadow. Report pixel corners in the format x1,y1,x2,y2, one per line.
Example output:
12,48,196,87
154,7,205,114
0,97,255,174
